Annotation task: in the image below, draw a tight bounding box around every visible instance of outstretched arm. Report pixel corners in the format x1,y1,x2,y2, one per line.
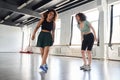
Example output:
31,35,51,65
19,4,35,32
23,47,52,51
31,18,44,40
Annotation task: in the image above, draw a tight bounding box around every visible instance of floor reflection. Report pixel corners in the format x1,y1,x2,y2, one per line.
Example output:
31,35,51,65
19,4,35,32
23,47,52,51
82,71,91,80
39,72,46,80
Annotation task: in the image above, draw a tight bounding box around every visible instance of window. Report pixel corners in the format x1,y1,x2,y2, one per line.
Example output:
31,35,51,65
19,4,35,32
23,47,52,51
111,3,120,43
71,16,81,45
54,19,61,45
85,10,99,44
22,25,31,51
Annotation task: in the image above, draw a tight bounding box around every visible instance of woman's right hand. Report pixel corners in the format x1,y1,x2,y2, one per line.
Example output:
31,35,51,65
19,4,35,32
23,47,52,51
31,34,35,40
94,36,98,42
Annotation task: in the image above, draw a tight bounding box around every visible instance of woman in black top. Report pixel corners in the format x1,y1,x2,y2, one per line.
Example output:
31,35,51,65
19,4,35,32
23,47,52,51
32,9,57,73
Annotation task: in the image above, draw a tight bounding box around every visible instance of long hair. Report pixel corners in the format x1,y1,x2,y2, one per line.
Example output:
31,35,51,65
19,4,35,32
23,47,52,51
43,9,57,22
75,13,86,22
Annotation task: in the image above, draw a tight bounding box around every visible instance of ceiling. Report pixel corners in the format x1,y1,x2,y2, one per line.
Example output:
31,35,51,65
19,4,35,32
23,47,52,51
0,0,94,27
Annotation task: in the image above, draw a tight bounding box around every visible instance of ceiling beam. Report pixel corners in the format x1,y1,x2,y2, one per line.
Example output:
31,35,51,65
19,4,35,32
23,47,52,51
57,0,86,11
35,0,64,12
0,19,23,27
36,0,53,11
57,0,93,13
0,21,23,27
0,1,40,18
15,0,63,23
15,15,31,22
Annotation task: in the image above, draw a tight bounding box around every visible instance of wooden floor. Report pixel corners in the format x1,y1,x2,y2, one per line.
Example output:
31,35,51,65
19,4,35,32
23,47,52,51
0,53,120,80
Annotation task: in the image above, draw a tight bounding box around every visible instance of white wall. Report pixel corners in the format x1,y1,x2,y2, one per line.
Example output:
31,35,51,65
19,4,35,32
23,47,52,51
0,24,22,52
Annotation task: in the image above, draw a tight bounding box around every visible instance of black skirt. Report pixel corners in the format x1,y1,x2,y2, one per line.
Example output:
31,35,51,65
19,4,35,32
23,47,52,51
37,31,53,48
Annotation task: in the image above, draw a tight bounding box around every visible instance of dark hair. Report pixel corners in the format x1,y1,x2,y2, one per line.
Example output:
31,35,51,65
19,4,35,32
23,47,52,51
43,9,57,21
75,13,86,21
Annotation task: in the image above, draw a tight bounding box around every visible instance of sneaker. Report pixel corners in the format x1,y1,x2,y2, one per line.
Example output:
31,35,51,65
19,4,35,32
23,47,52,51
39,65,47,73
45,64,48,70
80,65,86,70
83,65,91,71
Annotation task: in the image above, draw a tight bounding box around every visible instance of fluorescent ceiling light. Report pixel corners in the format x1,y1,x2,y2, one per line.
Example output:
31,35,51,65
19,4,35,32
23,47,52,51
15,23,20,26
0,20,4,23
56,0,70,7
27,0,34,4
24,18,35,23
17,3,27,9
17,0,33,9
39,10,48,14
28,18,35,22
22,19,27,22
4,15,10,20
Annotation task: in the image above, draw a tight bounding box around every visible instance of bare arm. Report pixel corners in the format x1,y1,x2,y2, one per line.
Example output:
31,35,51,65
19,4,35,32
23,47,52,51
51,22,56,42
88,23,97,41
32,18,44,40
81,32,83,41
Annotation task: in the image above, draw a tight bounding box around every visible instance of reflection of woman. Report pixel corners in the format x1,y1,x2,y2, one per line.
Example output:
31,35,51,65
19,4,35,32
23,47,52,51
75,13,97,71
32,9,57,72
40,72,45,80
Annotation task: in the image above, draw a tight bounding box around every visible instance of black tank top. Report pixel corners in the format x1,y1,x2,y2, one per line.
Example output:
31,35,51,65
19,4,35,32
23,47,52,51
41,20,53,31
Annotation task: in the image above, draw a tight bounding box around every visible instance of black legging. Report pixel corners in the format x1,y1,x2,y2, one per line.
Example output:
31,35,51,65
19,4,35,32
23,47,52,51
81,33,94,51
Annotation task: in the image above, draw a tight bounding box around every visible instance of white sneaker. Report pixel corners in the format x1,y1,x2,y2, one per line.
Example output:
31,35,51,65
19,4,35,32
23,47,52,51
38,65,47,73
80,65,86,70
45,64,48,70
84,65,91,71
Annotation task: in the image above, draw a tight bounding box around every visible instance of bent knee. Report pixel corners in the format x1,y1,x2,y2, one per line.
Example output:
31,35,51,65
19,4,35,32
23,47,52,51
87,50,91,54
81,50,85,54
